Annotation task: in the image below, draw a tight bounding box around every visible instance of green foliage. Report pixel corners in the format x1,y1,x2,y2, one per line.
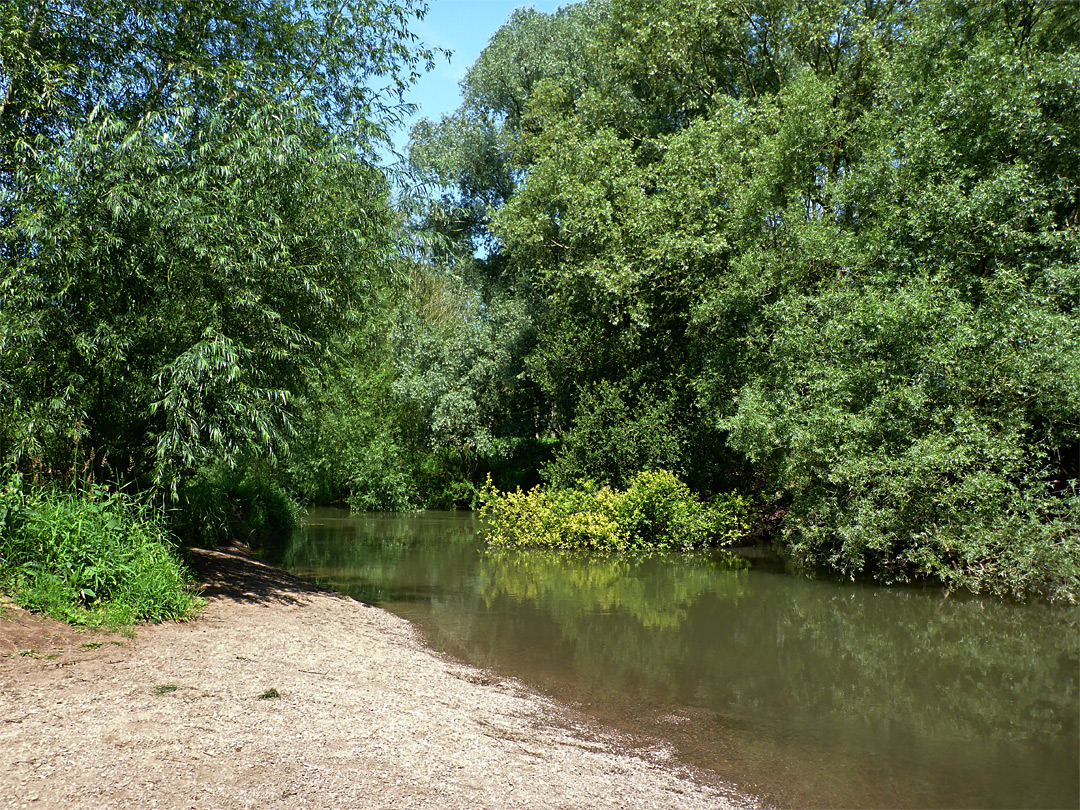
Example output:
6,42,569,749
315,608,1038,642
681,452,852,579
2,97,398,492
0,0,435,494
415,0,1079,602
391,278,539,460
543,382,689,489
293,259,552,511
291,344,422,512
0,477,202,627
480,469,748,552
407,112,516,258
171,463,298,548
695,0,1080,601
481,437,556,495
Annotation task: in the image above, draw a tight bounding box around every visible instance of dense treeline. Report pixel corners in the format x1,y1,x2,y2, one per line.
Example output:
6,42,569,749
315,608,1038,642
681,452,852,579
398,0,1079,601
1,0,1077,613
0,0,433,490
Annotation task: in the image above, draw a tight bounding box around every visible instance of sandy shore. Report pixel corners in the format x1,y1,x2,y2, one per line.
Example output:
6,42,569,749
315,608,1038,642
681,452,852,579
0,544,761,809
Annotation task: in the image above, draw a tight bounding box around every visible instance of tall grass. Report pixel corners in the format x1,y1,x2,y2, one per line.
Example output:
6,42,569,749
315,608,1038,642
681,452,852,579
0,477,203,628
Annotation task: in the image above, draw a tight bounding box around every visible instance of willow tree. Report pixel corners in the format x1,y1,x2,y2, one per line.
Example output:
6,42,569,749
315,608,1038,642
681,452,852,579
0,0,435,490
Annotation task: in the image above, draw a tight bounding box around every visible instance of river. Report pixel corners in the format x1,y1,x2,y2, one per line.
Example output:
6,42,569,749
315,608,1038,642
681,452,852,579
262,508,1079,809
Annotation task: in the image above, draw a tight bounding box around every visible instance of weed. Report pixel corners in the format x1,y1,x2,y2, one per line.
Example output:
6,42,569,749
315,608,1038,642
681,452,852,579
17,649,39,658
153,684,179,695
0,477,204,628
258,688,281,700
81,641,103,650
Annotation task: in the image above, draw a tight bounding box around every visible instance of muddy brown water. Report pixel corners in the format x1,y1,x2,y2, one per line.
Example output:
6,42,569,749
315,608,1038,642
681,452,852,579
263,509,1079,809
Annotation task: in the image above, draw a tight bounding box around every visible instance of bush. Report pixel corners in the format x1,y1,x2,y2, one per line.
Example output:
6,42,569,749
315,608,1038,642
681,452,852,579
479,470,748,552
171,463,298,547
542,383,690,490
0,477,203,628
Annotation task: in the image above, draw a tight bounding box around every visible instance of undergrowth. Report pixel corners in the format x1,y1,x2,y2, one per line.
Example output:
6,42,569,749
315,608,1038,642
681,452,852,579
170,462,298,547
0,476,203,629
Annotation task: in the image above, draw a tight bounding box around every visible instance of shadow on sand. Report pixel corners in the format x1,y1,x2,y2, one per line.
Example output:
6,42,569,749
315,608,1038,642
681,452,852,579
186,543,340,608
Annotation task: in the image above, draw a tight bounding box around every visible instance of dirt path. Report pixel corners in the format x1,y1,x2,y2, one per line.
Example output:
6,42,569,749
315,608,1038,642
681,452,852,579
1,544,761,810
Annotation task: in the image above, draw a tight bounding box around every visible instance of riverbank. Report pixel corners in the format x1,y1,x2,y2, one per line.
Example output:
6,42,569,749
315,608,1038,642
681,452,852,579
0,543,760,809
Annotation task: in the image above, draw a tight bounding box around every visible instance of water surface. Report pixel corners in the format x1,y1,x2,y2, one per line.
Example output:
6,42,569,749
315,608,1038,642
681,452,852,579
264,509,1079,809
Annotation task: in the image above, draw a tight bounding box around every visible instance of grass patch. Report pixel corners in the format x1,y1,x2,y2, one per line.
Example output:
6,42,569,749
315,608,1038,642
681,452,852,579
81,641,103,650
0,476,204,629
153,684,179,695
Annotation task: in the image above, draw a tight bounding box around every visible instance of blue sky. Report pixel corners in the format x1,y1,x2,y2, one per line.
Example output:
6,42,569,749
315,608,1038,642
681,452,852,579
387,0,573,154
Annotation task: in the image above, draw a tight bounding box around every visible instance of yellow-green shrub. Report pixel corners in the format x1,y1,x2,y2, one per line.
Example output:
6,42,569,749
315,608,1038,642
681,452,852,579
479,470,747,552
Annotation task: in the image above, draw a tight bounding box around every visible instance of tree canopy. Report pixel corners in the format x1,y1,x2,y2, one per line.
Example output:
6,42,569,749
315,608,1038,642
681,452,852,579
2,0,1076,602
0,0,436,489
403,0,1079,601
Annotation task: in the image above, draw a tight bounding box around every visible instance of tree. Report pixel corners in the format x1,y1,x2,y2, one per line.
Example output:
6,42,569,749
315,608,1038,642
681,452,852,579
0,0,436,491
407,0,1079,600
389,265,542,495
708,0,1080,599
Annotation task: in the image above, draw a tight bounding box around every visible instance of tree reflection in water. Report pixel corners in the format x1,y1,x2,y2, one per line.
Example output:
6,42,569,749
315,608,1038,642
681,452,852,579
266,509,1079,809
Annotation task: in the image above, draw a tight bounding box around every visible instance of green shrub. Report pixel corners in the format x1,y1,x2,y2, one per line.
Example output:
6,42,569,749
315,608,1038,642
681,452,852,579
542,383,691,491
0,477,203,628
479,470,748,552
171,462,298,547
